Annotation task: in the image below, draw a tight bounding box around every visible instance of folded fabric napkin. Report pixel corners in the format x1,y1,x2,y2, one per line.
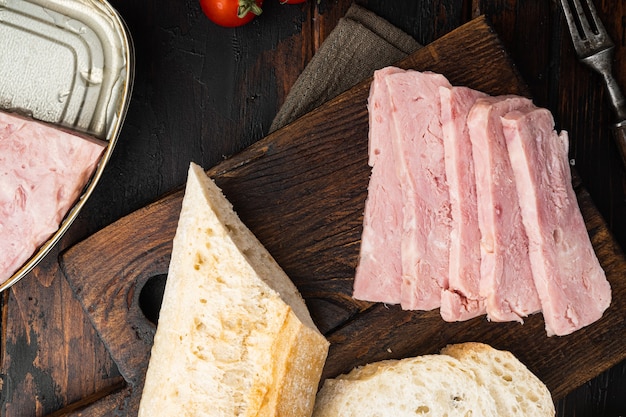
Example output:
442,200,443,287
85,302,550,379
269,3,422,132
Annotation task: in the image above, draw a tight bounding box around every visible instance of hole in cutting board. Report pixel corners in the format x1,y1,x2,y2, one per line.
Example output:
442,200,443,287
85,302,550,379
139,273,167,325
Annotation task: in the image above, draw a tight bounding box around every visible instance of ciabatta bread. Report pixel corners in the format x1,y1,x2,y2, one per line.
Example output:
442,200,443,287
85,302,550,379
441,342,554,416
312,342,554,417
138,162,329,417
313,354,499,417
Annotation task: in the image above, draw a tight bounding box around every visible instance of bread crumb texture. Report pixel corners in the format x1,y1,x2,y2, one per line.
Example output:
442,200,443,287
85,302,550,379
312,342,555,417
138,163,329,417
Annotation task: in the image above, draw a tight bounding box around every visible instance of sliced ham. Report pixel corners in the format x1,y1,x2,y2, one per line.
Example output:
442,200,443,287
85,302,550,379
502,107,611,336
0,111,105,284
438,86,487,322
466,96,541,322
384,70,452,310
353,66,610,336
353,67,406,304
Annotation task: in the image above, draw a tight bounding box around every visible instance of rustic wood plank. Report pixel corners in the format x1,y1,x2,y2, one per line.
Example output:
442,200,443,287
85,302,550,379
61,194,180,387
0,0,321,415
58,17,626,415
45,380,129,417
358,0,466,45
0,252,121,416
475,0,626,413
4,0,626,415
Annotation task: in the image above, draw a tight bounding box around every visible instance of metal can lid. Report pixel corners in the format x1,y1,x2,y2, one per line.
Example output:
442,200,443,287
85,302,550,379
0,0,134,291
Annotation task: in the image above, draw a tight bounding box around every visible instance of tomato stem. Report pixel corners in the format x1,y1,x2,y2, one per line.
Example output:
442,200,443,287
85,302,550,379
237,0,262,18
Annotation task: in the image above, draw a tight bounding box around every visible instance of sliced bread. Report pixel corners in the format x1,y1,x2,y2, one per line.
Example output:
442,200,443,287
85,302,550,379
138,162,329,417
312,342,554,417
441,342,554,416
313,354,499,417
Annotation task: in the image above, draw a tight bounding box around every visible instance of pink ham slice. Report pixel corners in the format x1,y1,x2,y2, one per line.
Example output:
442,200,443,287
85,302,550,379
502,107,611,336
384,70,452,310
466,96,541,322
353,67,406,304
0,111,105,284
353,66,610,335
438,86,487,321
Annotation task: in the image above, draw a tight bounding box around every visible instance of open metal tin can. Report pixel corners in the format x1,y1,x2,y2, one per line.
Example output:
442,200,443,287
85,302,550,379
0,0,134,291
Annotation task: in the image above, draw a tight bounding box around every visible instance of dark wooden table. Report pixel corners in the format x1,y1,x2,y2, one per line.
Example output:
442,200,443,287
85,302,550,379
2,0,625,416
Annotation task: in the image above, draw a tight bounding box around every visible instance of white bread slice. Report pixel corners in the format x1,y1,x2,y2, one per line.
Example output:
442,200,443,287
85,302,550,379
440,342,554,416
312,354,499,417
138,162,329,417
312,343,554,417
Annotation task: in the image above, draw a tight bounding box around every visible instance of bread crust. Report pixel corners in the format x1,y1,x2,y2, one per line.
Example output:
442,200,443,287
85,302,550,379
312,342,555,417
441,342,555,416
138,163,329,417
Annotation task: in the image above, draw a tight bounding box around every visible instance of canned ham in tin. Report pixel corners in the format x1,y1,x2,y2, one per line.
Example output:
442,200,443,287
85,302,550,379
0,0,133,290
0,111,106,284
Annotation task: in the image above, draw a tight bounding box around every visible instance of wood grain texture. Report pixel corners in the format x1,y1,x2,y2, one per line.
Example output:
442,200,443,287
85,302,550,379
59,17,626,416
0,250,122,416
473,1,626,413
1,0,319,415
3,0,626,416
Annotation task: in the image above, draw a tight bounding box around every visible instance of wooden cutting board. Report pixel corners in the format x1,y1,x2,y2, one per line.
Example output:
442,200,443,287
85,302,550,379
60,16,626,415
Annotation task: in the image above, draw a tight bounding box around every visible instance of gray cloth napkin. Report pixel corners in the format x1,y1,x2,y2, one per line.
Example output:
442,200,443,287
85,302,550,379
269,3,422,133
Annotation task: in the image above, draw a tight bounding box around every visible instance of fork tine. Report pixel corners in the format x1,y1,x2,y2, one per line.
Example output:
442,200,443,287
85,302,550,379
571,0,595,39
583,0,609,34
561,0,613,56
560,0,583,46
560,0,626,167
575,0,609,42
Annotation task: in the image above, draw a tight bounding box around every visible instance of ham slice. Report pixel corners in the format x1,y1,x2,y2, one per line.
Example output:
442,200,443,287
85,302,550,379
502,107,611,336
466,96,541,322
384,70,452,310
353,66,610,336
438,86,487,321
0,111,105,284
353,67,406,304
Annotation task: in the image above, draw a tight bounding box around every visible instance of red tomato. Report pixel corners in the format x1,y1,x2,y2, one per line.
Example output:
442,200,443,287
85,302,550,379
199,0,263,27
280,0,306,3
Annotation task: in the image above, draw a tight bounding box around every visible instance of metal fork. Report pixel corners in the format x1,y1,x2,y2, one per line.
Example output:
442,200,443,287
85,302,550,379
559,0,626,167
